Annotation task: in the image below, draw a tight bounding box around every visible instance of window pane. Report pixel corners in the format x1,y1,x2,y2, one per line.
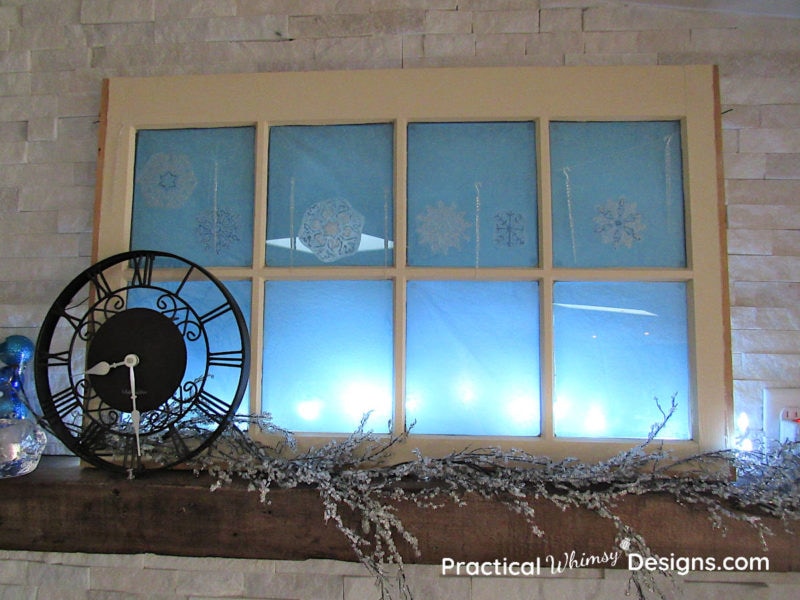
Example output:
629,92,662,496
407,122,538,268
132,127,255,267
406,281,540,435
553,281,690,439
266,124,394,267
550,121,685,268
262,280,393,433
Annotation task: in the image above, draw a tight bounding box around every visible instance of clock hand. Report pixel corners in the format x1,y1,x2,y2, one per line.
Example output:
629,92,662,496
125,354,141,456
86,359,126,376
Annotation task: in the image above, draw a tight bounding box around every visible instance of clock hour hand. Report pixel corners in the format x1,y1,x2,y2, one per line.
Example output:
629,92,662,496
125,354,142,457
85,359,127,376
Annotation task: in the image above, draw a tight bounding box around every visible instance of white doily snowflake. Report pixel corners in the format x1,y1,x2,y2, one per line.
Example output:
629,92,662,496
135,152,197,209
299,198,364,263
415,201,471,255
593,197,646,248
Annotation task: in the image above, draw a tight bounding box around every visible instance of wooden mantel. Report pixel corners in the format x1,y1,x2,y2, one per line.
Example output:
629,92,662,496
0,457,797,570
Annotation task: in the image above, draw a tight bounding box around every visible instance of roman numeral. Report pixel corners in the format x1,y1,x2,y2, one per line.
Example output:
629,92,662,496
45,351,71,368
198,302,233,325
173,265,196,297
49,386,82,415
79,420,108,452
56,304,84,332
88,269,115,301
130,253,155,287
208,350,245,369
166,424,190,457
194,390,231,423
120,435,142,471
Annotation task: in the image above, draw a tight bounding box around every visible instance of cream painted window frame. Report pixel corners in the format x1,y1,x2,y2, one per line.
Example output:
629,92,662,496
94,65,731,461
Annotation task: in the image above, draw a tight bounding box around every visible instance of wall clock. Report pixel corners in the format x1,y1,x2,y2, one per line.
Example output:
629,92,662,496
33,250,250,474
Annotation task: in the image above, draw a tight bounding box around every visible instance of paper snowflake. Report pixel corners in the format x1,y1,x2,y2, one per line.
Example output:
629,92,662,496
593,198,646,248
299,198,364,263
135,153,197,209
415,201,471,255
196,208,241,254
493,210,526,247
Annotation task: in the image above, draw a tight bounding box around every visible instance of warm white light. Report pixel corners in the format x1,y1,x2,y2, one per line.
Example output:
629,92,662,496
456,378,477,406
738,438,753,452
553,395,570,421
405,393,421,413
583,404,607,435
297,399,322,422
505,394,538,426
736,411,750,434
339,380,391,425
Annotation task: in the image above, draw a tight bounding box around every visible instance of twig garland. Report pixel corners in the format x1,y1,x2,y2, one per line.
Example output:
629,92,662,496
162,397,799,600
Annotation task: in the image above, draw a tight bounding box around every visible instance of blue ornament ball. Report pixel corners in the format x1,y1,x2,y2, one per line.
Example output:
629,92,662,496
0,335,35,367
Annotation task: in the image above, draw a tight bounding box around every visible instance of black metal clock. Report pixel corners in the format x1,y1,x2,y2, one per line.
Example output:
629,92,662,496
34,250,250,474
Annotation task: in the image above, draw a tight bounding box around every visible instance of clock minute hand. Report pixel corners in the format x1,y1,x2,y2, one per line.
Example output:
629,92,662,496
125,354,142,457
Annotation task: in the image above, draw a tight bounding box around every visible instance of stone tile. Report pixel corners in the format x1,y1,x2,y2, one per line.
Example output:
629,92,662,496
0,187,17,212
18,185,94,211
206,15,289,42
540,8,582,32
0,6,19,28
721,76,800,105
420,33,476,57
691,27,800,53
762,105,800,128
725,179,800,206
424,9,474,34
564,52,658,66
9,24,88,51
27,117,57,141
89,566,177,595
731,306,800,331
245,570,343,600
275,558,366,577
473,9,539,34
0,141,26,164
0,211,58,235
174,569,245,596
476,33,527,57
0,232,80,258
31,47,91,72
723,152,767,179
733,330,800,354
21,0,81,28
524,30,579,56
28,138,96,163
156,0,237,20
740,128,800,153
731,204,773,232
736,352,800,383
290,10,425,38
729,254,800,282
586,4,741,31
84,23,155,47
0,50,31,73
0,585,36,600
767,153,800,179
0,73,32,96
313,35,403,69
722,105,761,130
80,0,155,25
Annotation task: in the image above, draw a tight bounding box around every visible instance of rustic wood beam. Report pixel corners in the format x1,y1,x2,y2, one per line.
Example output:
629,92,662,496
0,457,797,571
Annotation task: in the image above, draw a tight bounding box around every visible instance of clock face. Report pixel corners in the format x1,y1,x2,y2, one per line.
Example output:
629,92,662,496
34,250,250,473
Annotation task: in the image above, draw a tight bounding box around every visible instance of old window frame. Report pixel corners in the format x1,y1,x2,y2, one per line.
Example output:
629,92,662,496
94,65,731,462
